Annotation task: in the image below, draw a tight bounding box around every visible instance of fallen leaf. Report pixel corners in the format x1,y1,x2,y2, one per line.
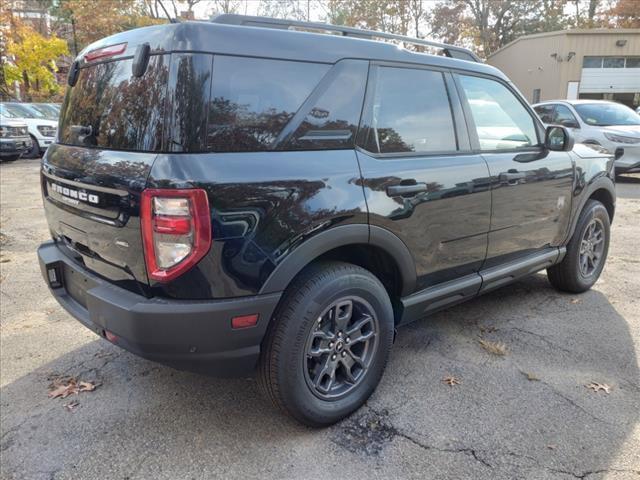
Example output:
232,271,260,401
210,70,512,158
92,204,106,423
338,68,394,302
585,382,612,394
478,338,508,356
78,381,96,392
570,298,580,304
547,444,557,450
523,372,540,381
48,378,78,399
48,378,98,399
443,376,461,386
64,400,80,411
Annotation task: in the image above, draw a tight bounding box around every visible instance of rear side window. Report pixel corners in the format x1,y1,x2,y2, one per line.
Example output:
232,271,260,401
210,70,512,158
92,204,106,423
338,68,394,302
59,55,169,151
282,60,368,151
361,66,457,154
459,75,538,151
207,56,329,152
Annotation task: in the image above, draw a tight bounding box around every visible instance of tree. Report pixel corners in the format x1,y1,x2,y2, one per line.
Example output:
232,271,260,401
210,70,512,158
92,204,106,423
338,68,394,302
602,0,640,28
429,0,572,58
53,0,161,52
2,18,68,100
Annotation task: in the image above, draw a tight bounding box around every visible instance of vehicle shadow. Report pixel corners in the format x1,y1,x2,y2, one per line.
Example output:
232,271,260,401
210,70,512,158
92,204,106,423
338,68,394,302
1,273,638,479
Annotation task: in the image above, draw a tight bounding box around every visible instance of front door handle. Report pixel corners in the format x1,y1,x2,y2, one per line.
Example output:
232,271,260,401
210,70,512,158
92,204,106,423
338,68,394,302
386,183,428,197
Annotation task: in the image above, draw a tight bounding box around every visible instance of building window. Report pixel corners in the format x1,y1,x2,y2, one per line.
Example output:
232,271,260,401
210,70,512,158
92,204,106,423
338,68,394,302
603,57,625,68
583,56,640,69
532,88,541,104
583,56,603,68
626,57,640,68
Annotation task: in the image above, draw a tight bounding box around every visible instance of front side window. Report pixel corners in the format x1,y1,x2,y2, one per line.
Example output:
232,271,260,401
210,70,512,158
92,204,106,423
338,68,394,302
459,75,538,150
207,56,329,152
361,66,457,154
534,105,555,124
553,105,579,126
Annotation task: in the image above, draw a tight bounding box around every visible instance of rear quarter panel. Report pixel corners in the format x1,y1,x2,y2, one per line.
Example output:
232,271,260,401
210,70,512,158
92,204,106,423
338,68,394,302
147,150,367,299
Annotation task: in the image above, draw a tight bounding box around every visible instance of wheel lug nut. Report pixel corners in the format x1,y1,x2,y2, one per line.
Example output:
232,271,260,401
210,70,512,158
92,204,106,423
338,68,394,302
345,337,350,344
337,332,343,338
332,354,337,360
341,351,346,357
329,342,334,348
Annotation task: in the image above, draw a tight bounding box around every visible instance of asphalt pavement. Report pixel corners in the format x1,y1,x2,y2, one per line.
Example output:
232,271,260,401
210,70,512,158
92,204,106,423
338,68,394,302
1,160,638,479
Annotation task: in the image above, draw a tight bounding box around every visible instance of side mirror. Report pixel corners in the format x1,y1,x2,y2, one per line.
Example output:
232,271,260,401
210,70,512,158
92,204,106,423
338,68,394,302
560,119,579,129
614,147,624,160
545,125,574,152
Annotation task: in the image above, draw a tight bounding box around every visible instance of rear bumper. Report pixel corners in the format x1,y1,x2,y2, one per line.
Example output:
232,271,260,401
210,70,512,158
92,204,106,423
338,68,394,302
38,241,281,376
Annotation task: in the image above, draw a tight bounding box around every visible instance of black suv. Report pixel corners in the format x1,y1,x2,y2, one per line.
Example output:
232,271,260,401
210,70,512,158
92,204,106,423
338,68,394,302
38,15,616,426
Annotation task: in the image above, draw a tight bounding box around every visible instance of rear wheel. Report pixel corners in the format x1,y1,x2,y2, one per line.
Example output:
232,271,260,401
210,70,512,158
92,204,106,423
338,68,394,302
258,261,394,427
24,135,40,159
547,199,610,293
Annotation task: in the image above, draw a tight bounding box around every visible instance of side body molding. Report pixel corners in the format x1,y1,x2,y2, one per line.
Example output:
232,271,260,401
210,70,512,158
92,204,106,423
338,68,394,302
259,224,417,296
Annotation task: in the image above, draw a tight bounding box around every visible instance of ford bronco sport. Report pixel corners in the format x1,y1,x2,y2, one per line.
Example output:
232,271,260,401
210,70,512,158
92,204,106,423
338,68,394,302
38,15,617,427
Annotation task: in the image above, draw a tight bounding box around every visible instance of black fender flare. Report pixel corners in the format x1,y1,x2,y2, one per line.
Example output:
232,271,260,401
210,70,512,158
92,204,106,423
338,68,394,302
565,175,615,244
259,224,416,296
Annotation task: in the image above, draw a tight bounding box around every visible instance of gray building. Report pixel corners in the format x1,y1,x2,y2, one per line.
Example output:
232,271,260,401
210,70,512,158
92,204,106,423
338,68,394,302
487,29,640,109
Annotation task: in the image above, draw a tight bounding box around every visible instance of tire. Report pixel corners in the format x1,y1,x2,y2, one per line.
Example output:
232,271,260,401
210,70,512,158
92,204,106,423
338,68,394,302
547,199,610,293
0,154,20,162
24,135,41,159
258,261,394,427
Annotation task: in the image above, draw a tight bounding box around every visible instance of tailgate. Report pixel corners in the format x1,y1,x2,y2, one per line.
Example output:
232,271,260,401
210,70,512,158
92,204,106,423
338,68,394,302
42,144,157,289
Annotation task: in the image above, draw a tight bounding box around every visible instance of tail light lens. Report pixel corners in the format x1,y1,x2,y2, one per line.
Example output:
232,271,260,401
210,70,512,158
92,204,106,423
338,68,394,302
140,189,211,282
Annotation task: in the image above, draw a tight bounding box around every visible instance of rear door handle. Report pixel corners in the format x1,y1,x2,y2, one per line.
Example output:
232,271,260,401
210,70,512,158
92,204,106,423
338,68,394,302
386,183,428,197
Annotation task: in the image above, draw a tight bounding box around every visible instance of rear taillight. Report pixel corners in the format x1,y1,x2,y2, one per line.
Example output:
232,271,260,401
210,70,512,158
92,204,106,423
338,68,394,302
140,189,211,282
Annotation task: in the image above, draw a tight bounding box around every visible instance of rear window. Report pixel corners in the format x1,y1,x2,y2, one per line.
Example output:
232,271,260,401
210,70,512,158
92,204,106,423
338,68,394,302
59,55,169,151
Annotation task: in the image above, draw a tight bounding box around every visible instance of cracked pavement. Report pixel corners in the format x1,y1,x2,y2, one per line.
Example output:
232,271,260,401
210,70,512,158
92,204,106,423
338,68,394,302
1,160,639,480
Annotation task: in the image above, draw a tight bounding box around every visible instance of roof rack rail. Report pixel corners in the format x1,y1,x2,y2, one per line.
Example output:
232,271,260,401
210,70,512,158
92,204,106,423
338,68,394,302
211,14,482,63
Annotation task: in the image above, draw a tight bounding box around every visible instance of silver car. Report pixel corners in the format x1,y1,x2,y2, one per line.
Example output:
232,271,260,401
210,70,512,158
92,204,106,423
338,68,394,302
533,100,640,175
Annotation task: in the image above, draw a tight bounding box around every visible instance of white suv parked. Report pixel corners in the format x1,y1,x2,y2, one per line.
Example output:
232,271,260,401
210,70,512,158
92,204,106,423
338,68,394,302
0,103,58,158
533,100,640,175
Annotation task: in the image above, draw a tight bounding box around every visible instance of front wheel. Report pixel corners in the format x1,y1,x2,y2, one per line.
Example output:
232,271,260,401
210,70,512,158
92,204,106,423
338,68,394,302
547,199,610,293
258,261,394,427
24,135,41,159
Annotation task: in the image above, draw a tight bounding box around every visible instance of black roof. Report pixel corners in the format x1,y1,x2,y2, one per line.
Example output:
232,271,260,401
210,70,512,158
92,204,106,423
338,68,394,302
79,20,506,80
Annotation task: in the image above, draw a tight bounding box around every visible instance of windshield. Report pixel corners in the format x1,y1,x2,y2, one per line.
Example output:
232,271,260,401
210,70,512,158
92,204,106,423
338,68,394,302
0,104,20,118
574,103,640,126
29,103,59,119
2,103,47,119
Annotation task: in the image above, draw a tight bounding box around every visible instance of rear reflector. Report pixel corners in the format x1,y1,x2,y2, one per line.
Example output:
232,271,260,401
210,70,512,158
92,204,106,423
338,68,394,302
104,330,118,343
84,42,127,62
231,314,259,329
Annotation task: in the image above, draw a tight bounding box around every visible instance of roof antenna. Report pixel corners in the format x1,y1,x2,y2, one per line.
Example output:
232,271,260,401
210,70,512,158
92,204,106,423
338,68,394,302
157,0,178,23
